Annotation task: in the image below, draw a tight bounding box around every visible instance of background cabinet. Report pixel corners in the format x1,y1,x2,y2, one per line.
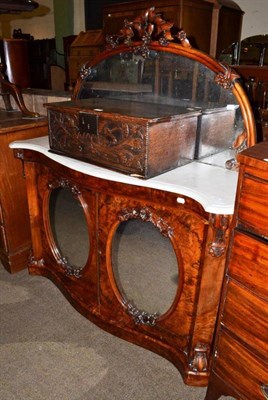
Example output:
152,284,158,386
0,38,56,90
68,30,104,88
0,113,48,273
205,140,268,400
96,0,243,58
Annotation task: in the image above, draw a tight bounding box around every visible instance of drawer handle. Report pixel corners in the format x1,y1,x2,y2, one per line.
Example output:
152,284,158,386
261,384,268,399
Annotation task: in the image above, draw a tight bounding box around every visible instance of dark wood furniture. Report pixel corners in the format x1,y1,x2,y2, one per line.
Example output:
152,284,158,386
1,39,30,88
0,37,56,91
68,30,104,88
11,135,237,387
0,112,47,273
102,0,243,58
220,35,268,142
28,38,56,89
234,65,268,142
10,5,256,395
205,140,268,400
63,35,76,90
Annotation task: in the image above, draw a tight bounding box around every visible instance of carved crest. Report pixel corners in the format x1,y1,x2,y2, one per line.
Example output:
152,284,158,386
106,6,191,57
48,178,81,198
118,207,173,238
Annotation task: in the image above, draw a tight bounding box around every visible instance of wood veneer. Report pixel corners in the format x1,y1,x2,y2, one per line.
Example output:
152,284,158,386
0,112,47,273
205,141,268,400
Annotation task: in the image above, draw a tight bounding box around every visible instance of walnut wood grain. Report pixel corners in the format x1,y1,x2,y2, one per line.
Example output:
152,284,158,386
206,141,268,400
0,114,48,273
17,147,234,386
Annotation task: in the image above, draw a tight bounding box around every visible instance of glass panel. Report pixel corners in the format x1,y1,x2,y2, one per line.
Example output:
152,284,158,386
78,50,243,165
112,219,178,316
49,187,89,271
219,35,268,66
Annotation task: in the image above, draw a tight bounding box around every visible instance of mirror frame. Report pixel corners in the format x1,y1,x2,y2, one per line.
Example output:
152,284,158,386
73,7,256,154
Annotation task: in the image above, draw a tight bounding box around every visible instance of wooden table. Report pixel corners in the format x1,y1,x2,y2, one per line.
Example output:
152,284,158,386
10,136,238,386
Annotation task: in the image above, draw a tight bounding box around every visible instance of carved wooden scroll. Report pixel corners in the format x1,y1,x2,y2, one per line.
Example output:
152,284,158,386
105,6,191,55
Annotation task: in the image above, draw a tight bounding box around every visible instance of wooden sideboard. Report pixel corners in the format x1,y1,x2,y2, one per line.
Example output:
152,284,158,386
7,6,258,396
205,140,268,400
0,112,48,273
11,136,238,387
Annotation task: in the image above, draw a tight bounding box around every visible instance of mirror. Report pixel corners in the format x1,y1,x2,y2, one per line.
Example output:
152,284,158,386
112,219,178,316
49,187,90,275
78,50,243,163
219,35,268,67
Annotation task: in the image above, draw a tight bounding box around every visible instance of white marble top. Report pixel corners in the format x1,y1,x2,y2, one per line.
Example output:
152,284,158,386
10,136,238,215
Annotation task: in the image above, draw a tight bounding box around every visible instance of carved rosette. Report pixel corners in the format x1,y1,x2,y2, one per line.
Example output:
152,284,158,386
105,6,191,57
29,254,45,268
118,207,173,238
261,384,268,400
189,343,209,372
59,256,83,279
125,301,159,326
48,178,81,198
215,63,240,90
208,214,231,257
80,65,92,80
13,149,24,160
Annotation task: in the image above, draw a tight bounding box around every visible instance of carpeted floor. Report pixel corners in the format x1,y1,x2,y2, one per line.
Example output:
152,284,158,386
0,264,198,400
0,264,235,400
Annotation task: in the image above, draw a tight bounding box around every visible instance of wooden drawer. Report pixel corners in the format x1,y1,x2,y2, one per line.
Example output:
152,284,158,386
228,230,268,300
221,279,268,358
238,171,268,238
214,330,268,400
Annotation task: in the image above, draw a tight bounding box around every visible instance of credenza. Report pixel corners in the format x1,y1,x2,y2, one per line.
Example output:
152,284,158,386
7,4,259,396
10,135,238,386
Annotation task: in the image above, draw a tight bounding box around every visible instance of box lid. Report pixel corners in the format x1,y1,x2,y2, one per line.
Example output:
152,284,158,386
46,98,201,123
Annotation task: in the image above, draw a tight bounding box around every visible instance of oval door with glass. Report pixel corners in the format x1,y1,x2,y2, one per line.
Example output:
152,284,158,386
98,191,207,361
47,186,90,277
112,218,178,321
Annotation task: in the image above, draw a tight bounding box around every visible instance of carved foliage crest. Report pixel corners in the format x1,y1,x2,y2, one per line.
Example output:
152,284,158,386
106,6,191,56
118,207,173,238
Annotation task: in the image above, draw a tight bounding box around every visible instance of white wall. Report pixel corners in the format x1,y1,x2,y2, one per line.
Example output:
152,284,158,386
0,0,85,39
73,0,85,35
0,1,266,41
0,0,55,39
235,0,268,39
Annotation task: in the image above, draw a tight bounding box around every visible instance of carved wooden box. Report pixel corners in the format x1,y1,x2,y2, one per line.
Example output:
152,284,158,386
196,107,236,159
47,98,200,178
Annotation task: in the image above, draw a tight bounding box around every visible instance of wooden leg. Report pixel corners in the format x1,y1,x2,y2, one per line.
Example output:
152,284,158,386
0,75,40,118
